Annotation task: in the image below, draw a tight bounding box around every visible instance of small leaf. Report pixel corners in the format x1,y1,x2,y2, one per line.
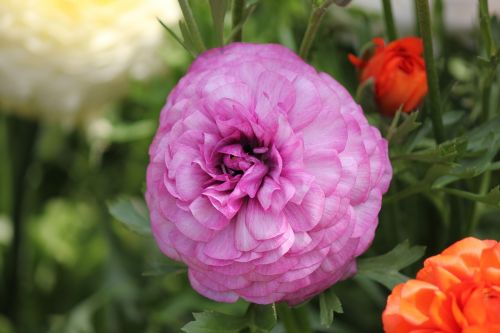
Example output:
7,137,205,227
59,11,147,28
209,0,228,47
319,288,343,328
357,240,426,289
108,197,151,236
158,18,197,57
179,20,198,55
177,0,206,53
182,312,247,333
246,304,277,333
387,111,422,144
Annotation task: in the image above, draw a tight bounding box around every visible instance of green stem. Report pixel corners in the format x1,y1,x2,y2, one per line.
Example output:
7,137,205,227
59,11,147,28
468,0,497,234
468,171,491,234
276,303,312,333
232,0,245,42
479,0,496,57
0,114,12,216
178,0,206,53
1,117,39,329
479,0,497,123
415,0,445,143
381,0,397,41
299,0,334,59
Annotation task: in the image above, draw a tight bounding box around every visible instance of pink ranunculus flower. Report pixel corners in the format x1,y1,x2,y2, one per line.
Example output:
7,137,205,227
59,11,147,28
146,43,392,305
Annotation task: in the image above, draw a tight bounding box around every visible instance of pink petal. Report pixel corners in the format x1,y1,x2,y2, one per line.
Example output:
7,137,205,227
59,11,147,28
303,148,342,196
284,185,325,232
188,270,239,303
204,223,242,260
189,197,231,230
288,76,322,131
245,200,287,240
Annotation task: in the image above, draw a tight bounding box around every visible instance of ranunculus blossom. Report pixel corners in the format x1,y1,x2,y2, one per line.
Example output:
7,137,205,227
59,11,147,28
348,37,428,116
0,0,180,125
146,43,392,305
383,237,500,333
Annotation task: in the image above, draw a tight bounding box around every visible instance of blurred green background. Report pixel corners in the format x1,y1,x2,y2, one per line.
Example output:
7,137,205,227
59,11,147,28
1,1,499,332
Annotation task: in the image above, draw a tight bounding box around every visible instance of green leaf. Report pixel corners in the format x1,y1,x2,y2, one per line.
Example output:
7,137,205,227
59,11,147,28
179,20,198,55
387,111,422,144
209,0,228,47
178,0,206,53
357,240,425,289
108,197,151,236
392,137,467,163
319,289,343,328
158,18,197,57
182,304,277,333
182,312,247,333
246,304,277,333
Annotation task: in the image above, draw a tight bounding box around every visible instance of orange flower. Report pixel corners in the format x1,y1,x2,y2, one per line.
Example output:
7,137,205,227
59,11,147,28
383,237,500,333
349,37,428,116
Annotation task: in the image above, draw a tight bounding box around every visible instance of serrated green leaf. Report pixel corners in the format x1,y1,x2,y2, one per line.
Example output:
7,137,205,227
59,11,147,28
182,304,276,333
182,312,247,333
108,197,151,236
246,304,277,333
357,240,426,289
209,0,228,47
319,289,343,328
392,137,467,163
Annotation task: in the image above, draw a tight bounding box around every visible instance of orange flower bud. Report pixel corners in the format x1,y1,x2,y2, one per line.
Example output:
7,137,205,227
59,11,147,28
349,37,428,116
383,237,500,333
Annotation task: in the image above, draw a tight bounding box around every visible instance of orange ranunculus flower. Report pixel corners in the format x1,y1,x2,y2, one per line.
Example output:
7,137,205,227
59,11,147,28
348,37,428,116
382,237,500,333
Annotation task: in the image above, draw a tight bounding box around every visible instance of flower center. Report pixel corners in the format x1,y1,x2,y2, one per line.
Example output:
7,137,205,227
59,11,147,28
218,143,269,178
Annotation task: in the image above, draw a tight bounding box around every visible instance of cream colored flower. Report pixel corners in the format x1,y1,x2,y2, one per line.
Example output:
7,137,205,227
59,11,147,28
0,0,180,125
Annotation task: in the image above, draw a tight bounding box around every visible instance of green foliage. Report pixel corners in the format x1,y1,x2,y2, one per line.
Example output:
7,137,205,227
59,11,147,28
108,197,151,236
357,240,426,289
183,304,276,333
319,289,343,328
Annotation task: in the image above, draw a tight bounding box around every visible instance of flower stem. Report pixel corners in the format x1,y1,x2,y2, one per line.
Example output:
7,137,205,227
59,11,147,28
0,114,12,216
1,116,39,329
381,0,397,41
276,303,313,333
415,0,445,143
468,0,497,235
479,0,497,123
479,0,496,58
232,0,245,42
299,0,335,60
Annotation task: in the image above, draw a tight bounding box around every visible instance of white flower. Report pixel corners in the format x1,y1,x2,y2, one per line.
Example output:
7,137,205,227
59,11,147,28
0,0,181,125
